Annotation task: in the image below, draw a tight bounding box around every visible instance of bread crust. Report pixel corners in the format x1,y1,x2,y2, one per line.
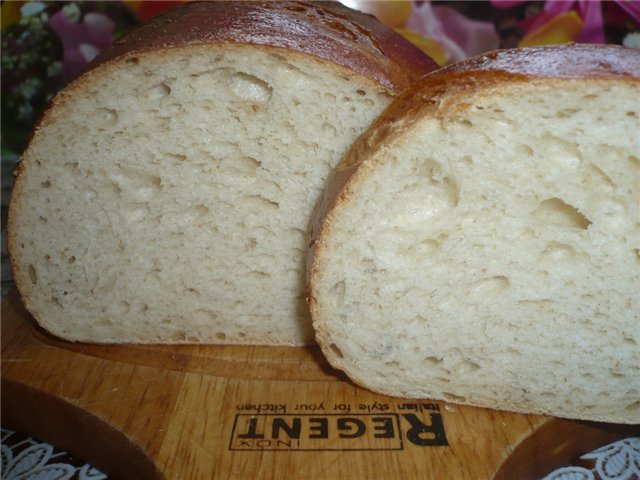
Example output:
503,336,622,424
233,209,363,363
81,1,437,92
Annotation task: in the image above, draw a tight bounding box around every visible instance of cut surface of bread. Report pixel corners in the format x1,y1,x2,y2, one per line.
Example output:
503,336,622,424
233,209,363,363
8,2,436,345
308,45,640,423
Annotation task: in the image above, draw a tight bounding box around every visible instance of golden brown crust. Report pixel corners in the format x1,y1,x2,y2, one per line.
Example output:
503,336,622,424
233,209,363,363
84,1,437,93
306,43,640,334
444,43,640,78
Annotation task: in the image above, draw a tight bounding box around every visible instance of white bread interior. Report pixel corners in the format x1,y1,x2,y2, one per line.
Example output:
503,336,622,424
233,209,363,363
310,52,640,423
9,44,395,344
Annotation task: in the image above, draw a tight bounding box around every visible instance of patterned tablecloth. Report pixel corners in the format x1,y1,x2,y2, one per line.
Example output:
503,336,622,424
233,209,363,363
1,429,106,480
1,427,638,480
541,437,640,480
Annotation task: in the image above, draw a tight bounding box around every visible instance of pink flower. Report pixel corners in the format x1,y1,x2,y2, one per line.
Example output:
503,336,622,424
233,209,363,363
48,7,115,79
406,2,500,64
492,0,640,45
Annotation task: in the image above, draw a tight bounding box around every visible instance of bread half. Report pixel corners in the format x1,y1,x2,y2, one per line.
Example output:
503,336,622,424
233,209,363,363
308,44,640,423
8,1,437,344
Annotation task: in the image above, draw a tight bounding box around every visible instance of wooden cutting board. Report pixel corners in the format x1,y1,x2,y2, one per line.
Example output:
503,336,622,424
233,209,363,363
1,290,636,479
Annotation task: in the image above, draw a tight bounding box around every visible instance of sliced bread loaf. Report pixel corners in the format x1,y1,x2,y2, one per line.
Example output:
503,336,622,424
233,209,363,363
308,44,640,423
8,1,437,344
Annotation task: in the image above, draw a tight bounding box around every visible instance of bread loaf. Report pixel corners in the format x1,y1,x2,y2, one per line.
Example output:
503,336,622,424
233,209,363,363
8,1,437,344
308,44,640,423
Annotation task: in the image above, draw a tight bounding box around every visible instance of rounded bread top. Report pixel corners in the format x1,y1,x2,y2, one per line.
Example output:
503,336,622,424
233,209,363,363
338,44,640,173
444,43,640,79
306,44,640,288
86,1,438,93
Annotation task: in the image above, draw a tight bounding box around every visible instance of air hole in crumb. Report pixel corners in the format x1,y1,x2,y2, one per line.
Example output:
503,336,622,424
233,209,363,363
170,331,187,341
244,194,279,210
231,156,262,175
229,72,272,103
625,400,640,412
148,82,171,99
556,107,580,118
215,332,226,340
442,392,467,403
329,280,346,307
417,239,441,255
28,265,37,284
584,163,616,190
468,275,510,296
420,159,460,208
424,356,443,366
184,204,209,220
168,153,187,163
329,343,344,358
96,108,118,126
623,336,637,345
454,359,481,373
355,89,366,96
530,198,592,229
247,271,269,279
542,242,576,261
68,256,76,264
41,179,51,188
518,144,534,156
322,122,337,136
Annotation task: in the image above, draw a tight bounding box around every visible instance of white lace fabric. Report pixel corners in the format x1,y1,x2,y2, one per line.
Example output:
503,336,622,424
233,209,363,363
543,437,640,480
1,427,638,479
1,428,106,480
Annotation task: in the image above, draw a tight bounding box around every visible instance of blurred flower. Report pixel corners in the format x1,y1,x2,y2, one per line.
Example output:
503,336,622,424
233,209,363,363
395,27,449,65
1,2,23,29
48,4,115,79
341,1,500,65
1,1,135,157
406,2,500,64
492,0,640,46
339,0,413,28
519,10,584,46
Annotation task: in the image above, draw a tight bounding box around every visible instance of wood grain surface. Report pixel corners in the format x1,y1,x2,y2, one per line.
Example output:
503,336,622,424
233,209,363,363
1,290,636,479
